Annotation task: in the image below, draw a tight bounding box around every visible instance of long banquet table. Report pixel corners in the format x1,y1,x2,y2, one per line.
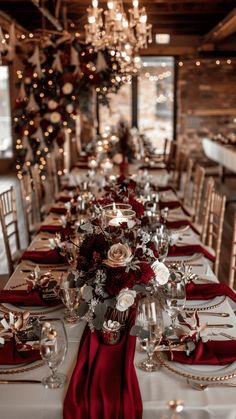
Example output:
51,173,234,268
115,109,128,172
1,169,236,419
202,137,236,174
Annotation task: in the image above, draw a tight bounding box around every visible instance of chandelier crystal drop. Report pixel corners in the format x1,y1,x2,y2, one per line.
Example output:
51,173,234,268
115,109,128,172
85,0,152,71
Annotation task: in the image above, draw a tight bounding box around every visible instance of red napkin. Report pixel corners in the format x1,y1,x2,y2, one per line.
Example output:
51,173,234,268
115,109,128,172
49,207,67,214
169,283,236,365
186,282,236,302
0,289,45,305
0,341,41,365
21,249,67,264
39,225,74,239
56,196,71,203
168,244,215,262
63,310,142,419
172,339,236,365
166,220,200,235
160,200,191,216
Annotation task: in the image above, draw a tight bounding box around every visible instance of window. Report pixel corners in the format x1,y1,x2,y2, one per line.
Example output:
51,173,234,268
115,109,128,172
0,66,12,158
99,82,132,133
138,56,174,152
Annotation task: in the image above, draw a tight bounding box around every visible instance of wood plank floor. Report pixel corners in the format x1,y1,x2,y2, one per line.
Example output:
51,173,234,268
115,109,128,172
0,172,235,287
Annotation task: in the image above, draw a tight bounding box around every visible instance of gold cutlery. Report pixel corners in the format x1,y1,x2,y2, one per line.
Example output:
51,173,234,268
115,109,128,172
186,311,229,318
0,379,41,384
206,323,234,329
187,379,236,390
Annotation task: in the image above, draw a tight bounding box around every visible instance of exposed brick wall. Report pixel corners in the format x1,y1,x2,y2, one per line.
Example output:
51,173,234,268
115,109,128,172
177,59,236,154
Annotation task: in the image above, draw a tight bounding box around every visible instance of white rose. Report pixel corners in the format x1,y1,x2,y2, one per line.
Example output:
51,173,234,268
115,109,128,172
105,243,133,267
48,100,58,110
50,111,61,124
116,289,136,312
62,82,73,95
151,260,169,285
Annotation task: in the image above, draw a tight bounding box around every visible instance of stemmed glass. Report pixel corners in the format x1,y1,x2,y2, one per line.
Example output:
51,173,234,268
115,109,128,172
163,272,186,339
62,241,78,273
152,225,170,261
136,296,164,372
39,320,68,389
59,274,82,323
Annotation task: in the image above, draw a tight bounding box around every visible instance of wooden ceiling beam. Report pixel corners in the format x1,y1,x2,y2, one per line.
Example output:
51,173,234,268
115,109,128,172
204,7,236,42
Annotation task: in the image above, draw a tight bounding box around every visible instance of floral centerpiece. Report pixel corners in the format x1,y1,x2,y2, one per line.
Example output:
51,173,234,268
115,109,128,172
74,218,168,331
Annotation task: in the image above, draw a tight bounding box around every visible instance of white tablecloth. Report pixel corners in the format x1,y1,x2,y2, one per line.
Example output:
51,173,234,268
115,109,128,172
202,138,236,173
1,215,236,418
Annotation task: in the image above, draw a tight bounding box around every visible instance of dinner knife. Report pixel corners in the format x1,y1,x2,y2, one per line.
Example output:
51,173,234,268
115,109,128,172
206,323,234,328
0,379,41,384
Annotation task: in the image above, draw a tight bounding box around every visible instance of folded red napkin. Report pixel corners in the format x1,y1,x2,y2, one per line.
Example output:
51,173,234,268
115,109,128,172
64,310,142,419
39,225,74,239
166,220,200,235
56,196,71,203
160,200,191,216
186,282,236,302
49,207,67,214
168,244,215,262
172,339,236,365
0,341,41,365
21,249,67,264
0,289,45,305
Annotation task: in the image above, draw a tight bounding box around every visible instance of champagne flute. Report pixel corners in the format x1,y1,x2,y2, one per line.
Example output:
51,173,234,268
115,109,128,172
63,242,78,272
163,273,186,339
40,320,68,389
136,296,164,372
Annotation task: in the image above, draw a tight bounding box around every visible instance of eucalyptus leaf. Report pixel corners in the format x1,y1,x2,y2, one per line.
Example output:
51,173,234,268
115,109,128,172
93,303,107,330
75,301,89,317
47,280,57,290
105,298,116,308
130,325,143,336
140,328,149,340
83,285,93,301
133,284,147,293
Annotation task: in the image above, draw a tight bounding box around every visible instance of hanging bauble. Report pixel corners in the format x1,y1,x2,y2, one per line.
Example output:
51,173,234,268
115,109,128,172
50,111,61,124
48,99,59,110
62,82,73,95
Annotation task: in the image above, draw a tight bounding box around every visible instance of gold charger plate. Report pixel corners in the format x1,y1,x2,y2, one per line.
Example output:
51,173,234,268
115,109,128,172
157,353,236,382
0,360,44,375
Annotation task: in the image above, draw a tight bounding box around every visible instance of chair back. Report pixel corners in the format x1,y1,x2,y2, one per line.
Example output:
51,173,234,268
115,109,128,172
0,187,20,275
19,172,34,244
30,164,42,222
207,191,226,276
229,213,236,289
172,148,188,190
200,177,215,245
191,165,205,223
183,158,194,207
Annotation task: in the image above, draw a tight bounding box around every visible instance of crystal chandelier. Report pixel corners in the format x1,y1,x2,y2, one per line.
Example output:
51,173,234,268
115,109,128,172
85,0,152,60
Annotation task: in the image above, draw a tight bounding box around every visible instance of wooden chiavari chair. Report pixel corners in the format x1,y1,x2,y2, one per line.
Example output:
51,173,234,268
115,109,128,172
229,213,236,289
171,148,188,191
182,158,194,208
200,177,215,244
30,164,43,222
183,165,205,222
0,187,22,275
206,191,226,277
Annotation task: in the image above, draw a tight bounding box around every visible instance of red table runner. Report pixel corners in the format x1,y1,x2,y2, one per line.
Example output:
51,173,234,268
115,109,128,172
63,309,142,419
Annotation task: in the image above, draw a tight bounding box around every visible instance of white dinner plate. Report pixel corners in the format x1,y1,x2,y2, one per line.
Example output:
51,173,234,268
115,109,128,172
0,360,44,375
166,253,202,263
1,302,63,315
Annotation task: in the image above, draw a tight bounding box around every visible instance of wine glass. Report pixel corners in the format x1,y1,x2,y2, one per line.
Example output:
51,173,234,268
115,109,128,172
59,275,82,323
152,225,170,261
62,241,78,272
40,320,68,389
163,272,186,339
136,296,164,372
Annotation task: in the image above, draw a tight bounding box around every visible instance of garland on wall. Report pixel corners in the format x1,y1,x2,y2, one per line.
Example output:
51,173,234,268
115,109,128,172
13,33,129,179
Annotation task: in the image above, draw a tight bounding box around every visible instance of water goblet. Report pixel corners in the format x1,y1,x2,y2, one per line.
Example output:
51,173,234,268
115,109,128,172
163,272,186,339
153,225,170,261
59,274,82,323
40,320,68,389
136,296,164,372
